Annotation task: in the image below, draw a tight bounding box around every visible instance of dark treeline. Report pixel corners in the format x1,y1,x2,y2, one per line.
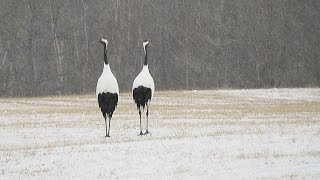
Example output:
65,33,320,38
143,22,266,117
0,0,319,97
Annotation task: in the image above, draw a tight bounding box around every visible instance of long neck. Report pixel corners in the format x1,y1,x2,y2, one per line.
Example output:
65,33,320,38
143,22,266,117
144,45,148,65
103,44,108,65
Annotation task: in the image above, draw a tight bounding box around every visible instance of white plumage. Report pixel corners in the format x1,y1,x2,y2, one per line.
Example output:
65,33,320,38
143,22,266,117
132,39,155,135
132,65,155,97
96,38,119,137
96,63,119,96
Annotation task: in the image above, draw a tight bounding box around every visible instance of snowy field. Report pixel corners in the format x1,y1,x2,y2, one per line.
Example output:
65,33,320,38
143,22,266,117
1,88,320,179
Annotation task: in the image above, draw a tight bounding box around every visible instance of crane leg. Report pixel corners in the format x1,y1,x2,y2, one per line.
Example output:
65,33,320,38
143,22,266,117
139,108,143,136
103,114,108,138
145,104,151,135
107,116,111,137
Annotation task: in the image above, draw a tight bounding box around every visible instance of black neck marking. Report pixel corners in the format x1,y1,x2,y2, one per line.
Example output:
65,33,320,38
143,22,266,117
103,43,108,65
144,44,148,65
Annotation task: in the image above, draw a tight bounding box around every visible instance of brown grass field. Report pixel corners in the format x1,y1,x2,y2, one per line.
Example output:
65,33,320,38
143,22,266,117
1,89,320,179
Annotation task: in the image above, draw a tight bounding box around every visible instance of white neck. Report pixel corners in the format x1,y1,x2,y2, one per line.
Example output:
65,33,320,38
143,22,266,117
143,64,148,69
103,63,111,72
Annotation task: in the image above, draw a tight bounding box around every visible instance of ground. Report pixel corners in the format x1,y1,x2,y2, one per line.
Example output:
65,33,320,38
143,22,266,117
1,88,320,179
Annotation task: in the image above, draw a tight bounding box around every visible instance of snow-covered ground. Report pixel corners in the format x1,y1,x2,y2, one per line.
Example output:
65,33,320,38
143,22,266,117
1,88,320,179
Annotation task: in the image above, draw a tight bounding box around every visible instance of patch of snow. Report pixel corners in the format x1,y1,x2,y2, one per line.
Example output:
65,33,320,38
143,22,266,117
1,89,320,179
224,88,320,101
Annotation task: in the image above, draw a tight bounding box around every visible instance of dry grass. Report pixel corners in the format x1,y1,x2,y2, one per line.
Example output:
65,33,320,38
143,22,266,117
1,89,320,178
1,89,319,151
235,150,320,159
1,90,319,129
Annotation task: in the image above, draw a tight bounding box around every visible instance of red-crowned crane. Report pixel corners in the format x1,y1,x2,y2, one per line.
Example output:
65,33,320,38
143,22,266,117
96,38,119,137
132,40,155,136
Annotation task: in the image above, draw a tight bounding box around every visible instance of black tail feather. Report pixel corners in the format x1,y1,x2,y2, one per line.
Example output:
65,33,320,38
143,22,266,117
98,92,118,118
133,86,152,109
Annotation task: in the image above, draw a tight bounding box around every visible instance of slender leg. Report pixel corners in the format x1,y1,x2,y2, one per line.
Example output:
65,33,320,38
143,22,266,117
145,104,150,135
107,116,111,137
103,114,108,137
139,107,143,136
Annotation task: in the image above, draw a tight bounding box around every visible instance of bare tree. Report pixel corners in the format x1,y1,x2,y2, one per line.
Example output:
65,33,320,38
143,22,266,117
0,0,319,97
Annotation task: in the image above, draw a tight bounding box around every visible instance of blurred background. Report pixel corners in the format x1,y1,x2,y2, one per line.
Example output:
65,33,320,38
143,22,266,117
0,0,319,97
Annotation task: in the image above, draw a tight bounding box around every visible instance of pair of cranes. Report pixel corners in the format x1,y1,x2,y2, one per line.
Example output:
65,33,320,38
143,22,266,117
96,38,154,137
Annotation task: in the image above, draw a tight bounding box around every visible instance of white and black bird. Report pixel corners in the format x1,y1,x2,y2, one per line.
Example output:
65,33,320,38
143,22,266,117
132,39,155,136
96,38,119,137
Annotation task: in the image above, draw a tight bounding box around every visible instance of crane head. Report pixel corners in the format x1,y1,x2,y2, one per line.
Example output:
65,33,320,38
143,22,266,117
143,39,149,53
100,38,108,47
143,39,149,47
